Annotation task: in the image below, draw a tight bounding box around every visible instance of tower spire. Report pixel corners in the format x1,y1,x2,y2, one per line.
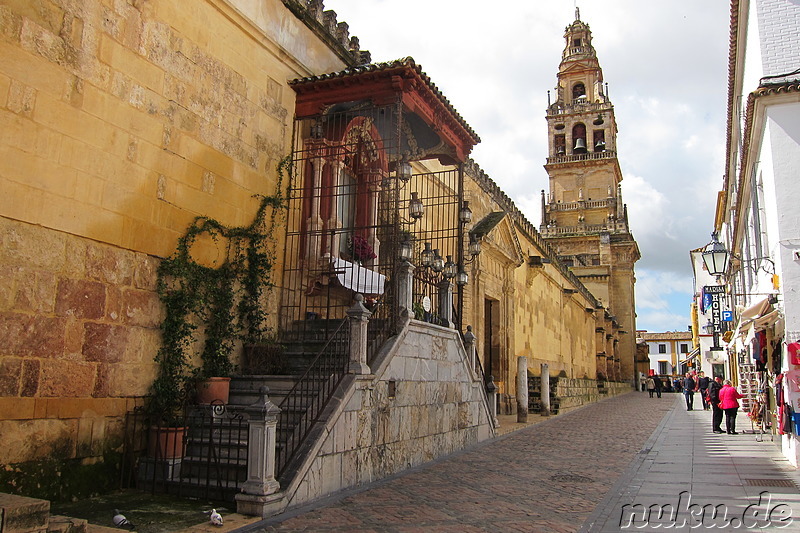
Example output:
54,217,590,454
576,6,580,21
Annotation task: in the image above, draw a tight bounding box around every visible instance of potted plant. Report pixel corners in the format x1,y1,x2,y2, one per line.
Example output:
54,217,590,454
193,272,236,405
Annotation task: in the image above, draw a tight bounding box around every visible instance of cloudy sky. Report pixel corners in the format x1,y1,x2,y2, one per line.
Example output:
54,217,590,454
323,0,731,333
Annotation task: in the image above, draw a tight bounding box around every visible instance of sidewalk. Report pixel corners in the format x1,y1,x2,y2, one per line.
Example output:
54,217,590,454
582,395,800,531
237,392,800,532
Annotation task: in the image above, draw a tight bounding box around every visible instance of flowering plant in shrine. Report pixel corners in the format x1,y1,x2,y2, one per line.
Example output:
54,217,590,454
351,234,376,262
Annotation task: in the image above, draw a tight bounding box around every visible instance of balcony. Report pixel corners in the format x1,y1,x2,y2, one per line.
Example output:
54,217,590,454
548,198,616,212
546,150,616,165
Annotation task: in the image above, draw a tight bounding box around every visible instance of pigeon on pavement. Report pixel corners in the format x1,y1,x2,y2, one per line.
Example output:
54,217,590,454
112,509,135,530
209,508,223,527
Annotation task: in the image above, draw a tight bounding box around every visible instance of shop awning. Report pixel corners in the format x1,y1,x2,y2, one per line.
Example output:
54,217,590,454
741,297,772,320
332,257,385,295
679,347,700,365
729,297,776,347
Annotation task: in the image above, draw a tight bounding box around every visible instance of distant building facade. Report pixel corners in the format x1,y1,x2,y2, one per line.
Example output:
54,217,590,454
639,331,694,377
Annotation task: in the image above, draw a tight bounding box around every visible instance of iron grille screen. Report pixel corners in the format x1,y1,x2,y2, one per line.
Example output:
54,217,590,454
280,99,465,361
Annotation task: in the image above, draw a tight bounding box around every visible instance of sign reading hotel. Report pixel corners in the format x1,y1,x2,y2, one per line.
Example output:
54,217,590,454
704,285,724,334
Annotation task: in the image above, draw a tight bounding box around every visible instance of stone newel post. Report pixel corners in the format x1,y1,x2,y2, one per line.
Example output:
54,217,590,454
541,363,551,417
516,356,528,423
236,386,281,517
438,280,453,327
347,294,371,374
396,259,415,328
463,325,476,374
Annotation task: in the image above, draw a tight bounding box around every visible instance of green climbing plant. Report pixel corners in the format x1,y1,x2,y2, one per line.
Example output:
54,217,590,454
148,157,290,422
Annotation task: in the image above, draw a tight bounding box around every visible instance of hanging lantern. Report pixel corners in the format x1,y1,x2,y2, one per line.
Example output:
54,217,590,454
399,238,413,262
455,268,468,286
468,234,482,257
431,249,444,272
443,255,457,279
409,192,424,220
421,242,434,267
459,201,473,225
398,159,412,182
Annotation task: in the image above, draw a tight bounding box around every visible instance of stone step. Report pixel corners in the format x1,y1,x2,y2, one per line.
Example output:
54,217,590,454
0,492,50,533
47,516,87,533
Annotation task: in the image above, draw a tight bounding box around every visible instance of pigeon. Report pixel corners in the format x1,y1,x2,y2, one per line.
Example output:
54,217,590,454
209,508,223,527
112,509,135,530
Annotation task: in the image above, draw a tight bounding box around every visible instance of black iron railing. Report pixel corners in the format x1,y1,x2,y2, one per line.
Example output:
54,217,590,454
127,401,249,503
275,317,350,480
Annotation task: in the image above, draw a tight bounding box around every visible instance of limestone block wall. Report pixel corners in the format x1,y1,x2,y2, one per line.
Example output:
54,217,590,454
286,321,493,508
0,0,354,489
0,217,158,473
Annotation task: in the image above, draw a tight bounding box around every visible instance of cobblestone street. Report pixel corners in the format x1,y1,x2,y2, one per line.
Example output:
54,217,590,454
243,392,673,532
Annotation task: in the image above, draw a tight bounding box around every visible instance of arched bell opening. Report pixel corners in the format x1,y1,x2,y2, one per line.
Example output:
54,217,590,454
572,123,587,154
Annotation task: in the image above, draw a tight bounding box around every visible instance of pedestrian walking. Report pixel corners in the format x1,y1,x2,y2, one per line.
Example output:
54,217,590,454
683,372,696,411
646,376,656,398
654,376,662,398
719,379,744,434
708,376,724,433
697,371,711,410
640,374,647,392
673,377,682,393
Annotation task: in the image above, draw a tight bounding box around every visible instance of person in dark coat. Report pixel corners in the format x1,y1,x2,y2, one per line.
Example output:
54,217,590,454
653,376,662,398
683,372,696,411
708,376,724,433
697,371,711,410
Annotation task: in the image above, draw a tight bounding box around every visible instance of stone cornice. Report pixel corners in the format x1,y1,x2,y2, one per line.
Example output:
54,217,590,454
281,0,370,67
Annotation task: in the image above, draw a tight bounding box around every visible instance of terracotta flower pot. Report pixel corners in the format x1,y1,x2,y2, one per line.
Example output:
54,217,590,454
147,426,187,459
195,376,231,405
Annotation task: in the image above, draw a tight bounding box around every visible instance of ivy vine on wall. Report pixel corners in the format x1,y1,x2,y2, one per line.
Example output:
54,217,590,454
148,158,290,420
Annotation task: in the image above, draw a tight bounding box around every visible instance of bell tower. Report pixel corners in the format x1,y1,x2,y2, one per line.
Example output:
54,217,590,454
540,9,640,385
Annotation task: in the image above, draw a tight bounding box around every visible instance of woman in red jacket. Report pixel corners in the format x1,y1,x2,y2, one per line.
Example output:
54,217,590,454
719,379,744,434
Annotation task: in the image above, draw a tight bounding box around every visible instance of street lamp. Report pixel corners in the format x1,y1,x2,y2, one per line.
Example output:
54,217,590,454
702,232,730,277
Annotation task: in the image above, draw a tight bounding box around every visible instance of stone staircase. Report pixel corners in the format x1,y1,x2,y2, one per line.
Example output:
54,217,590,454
147,320,349,501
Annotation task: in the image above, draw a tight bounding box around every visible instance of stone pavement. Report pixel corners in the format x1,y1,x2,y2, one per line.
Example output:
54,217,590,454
237,391,672,532
582,394,800,532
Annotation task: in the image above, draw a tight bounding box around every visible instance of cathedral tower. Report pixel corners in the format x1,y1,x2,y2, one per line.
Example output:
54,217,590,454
540,9,640,384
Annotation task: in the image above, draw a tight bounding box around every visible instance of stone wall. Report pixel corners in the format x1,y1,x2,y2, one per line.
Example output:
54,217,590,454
528,375,632,414
284,320,493,508
0,0,352,487
0,217,157,494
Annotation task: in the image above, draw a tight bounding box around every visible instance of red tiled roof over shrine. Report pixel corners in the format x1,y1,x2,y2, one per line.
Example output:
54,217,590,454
290,57,480,163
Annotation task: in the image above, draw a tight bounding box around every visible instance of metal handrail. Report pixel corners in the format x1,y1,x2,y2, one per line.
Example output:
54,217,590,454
275,317,350,479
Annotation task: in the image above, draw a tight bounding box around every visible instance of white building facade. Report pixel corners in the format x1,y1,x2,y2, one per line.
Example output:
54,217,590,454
639,332,693,378
715,0,800,464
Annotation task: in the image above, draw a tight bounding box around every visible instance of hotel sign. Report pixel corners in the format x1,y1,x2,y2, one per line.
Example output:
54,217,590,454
704,285,724,333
